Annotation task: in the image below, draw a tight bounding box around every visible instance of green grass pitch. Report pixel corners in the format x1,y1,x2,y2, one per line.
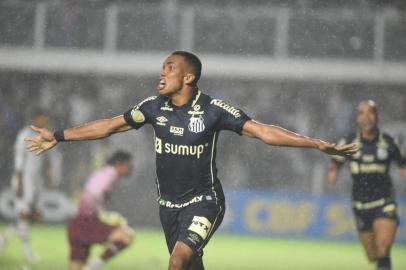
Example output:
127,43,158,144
0,224,405,270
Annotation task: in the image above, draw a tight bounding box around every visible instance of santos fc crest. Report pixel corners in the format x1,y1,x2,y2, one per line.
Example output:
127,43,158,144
188,105,205,133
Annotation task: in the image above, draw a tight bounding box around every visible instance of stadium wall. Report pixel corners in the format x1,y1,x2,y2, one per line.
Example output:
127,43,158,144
1,48,406,83
223,190,406,243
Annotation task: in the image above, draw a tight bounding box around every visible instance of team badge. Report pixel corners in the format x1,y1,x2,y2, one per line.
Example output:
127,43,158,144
131,109,145,123
188,105,205,133
188,117,205,133
377,147,388,160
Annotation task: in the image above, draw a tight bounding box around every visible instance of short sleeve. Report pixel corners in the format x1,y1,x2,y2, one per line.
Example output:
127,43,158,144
331,137,348,164
211,98,251,135
123,96,157,129
391,139,406,168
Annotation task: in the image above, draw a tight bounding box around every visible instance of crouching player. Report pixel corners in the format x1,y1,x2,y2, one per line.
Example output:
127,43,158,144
67,151,134,270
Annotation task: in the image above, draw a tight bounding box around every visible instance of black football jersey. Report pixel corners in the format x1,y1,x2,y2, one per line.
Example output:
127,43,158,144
123,89,251,204
333,130,406,202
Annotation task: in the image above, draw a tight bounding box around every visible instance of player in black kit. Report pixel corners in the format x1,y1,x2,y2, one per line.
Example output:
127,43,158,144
26,51,357,270
328,100,406,270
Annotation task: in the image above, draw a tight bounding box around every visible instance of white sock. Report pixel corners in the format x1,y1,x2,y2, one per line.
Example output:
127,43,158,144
85,256,105,270
16,219,29,239
16,219,39,261
0,225,17,253
16,219,30,246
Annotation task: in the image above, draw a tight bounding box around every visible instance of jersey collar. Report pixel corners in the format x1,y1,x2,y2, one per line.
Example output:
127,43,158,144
168,88,201,110
191,88,202,108
358,128,380,143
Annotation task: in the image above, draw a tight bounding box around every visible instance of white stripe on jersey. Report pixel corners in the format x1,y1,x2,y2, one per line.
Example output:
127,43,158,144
210,132,218,205
191,90,202,108
156,177,161,199
154,130,162,199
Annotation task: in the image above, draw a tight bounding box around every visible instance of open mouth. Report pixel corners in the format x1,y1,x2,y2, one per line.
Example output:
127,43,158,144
362,120,375,129
158,79,166,90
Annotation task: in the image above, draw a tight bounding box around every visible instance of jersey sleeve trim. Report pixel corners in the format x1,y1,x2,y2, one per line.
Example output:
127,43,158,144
210,97,251,135
210,98,244,118
136,95,157,109
235,116,251,136
123,110,140,129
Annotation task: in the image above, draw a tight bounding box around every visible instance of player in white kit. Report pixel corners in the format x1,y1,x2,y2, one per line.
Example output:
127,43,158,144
0,109,57,262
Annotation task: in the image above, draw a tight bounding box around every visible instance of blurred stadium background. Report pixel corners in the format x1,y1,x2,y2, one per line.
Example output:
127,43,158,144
0,0,406,269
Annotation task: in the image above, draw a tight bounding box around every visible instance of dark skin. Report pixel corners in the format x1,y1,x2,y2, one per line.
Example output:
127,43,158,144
328,101,406,264
26,53,358,270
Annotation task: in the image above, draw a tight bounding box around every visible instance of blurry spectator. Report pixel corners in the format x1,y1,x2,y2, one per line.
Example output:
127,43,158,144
0,109,60,263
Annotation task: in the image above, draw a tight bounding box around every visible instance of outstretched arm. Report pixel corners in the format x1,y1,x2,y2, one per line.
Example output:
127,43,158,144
25,115,132,155
242,120,358,156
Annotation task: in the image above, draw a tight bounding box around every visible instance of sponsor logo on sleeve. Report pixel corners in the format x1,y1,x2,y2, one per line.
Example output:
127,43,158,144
210,99,241,118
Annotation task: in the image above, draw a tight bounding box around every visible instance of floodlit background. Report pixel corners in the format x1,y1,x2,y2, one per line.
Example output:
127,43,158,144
0,0,406,269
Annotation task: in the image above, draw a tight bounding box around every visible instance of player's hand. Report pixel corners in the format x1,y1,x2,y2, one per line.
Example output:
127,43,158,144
316,140,358,156
24,125,58,155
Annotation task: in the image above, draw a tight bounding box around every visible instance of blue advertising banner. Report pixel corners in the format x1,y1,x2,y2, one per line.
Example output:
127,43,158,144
222,190,406,243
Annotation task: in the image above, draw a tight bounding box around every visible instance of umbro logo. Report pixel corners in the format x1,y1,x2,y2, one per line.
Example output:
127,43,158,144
156,116,168,126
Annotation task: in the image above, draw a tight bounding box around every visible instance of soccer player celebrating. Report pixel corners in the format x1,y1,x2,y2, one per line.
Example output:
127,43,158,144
25,51,357,270
328,100,406,270
0,109,57,262
67,151,134,270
